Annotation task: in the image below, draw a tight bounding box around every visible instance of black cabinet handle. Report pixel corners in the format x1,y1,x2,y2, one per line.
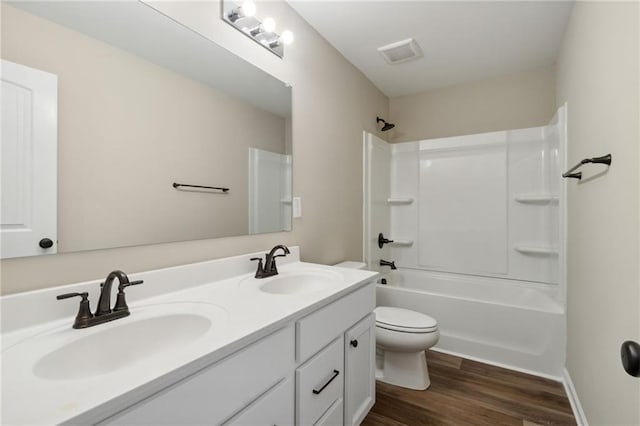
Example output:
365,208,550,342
350,339,358,348
312,370,340,395
39,238,54,249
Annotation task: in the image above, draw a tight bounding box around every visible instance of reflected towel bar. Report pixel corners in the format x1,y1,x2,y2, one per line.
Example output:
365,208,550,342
172,182,229,193
562,153,612,180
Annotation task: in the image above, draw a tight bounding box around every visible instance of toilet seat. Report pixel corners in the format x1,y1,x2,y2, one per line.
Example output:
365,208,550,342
375,306,438,333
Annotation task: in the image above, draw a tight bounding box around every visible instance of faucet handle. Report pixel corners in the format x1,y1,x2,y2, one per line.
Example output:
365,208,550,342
250,257,266,278
56,292,94,328
119,279,144,290
113,280,144,312
57,292,89,300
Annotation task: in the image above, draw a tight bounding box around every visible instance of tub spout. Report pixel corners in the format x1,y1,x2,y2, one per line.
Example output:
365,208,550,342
380,259,397,270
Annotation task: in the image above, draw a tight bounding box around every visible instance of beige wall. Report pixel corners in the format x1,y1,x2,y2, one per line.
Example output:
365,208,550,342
388,66,556,142
0,1,388,294
2,4,287,253
556,2,640,425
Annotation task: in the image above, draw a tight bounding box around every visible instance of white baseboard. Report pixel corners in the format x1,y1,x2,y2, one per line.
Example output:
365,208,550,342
563,368,588,426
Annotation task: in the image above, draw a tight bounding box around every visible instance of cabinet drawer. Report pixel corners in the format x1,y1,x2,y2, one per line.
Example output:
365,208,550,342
296,337,344,425
102,326,294,425
297,282,375,362
225,376,294,426
315,398,343,426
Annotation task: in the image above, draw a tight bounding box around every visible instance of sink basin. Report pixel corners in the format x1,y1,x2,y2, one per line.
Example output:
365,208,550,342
240,269,343,295
3,302,226,381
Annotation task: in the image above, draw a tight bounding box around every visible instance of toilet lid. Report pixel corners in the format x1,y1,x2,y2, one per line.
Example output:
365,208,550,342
374,306,438,333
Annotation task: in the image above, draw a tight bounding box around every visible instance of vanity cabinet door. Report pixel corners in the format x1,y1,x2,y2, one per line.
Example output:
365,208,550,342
314,398,343,426
100,326,294,425
296,283,375,363
225,376,294,426
344,314,376,426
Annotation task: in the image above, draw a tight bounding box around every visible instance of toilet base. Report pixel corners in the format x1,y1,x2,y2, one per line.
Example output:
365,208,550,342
376,349,431,390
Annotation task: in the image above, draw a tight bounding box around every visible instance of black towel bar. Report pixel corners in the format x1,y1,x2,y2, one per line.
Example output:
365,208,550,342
562,154,612,180
172,182,229,193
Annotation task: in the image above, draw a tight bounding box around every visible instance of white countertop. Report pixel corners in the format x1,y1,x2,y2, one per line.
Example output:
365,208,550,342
1,248,377,425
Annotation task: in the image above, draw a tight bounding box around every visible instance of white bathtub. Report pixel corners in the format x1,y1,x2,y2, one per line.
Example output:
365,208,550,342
376,268,566,379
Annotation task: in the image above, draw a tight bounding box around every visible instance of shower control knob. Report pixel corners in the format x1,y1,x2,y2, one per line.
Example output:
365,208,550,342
378,233,394,248
350,339,358,348
621,340,640,377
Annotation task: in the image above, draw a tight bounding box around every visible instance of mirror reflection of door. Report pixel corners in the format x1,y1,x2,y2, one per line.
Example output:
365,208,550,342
1,60,58,259
248,148,292,234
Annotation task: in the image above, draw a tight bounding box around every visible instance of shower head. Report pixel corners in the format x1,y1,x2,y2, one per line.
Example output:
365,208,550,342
377,116,395,132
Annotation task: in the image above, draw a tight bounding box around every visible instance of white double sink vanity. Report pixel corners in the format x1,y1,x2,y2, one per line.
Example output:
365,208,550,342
1,247,378,425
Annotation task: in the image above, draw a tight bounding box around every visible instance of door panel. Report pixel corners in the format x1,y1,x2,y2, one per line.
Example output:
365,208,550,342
1,60,57,259
344,314,375,426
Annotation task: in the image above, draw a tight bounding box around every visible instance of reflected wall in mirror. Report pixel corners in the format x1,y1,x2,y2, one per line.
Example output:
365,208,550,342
0,1,292,259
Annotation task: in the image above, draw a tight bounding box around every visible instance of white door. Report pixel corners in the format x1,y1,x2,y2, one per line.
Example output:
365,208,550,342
1,60,58,259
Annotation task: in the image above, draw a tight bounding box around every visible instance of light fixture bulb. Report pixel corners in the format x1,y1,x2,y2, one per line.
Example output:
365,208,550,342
262,17,276,33
241,1,256,17
280,30,294,45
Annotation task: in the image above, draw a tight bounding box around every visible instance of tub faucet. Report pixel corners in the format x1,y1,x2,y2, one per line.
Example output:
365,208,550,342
380,259,397,270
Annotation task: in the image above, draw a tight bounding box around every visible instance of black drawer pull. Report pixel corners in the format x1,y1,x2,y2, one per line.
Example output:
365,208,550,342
312,370,340,395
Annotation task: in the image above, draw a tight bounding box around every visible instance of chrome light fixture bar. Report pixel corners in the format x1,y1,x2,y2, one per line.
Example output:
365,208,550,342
222,0,294,58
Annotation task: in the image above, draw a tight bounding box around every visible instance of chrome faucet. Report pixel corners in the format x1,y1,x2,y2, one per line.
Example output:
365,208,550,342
251,245,290,278
57,270,143,329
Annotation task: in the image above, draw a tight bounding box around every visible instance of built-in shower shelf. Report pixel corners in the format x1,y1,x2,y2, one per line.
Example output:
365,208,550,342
514,194,559,204
280,199,292,204
387,197,414,205
514,245,559,256
389,239,413,246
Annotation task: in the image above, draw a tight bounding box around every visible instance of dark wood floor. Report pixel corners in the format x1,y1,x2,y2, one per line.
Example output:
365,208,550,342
362,350,576,426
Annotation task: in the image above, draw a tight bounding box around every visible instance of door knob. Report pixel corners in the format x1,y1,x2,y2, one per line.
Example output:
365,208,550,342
621,340,640,377
39,238,54,249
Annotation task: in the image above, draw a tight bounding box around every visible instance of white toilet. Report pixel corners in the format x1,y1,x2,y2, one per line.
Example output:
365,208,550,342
374,306,439,390
334,261,440,390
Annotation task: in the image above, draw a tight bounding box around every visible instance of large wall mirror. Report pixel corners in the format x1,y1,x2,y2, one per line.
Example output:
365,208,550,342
1,1,292,259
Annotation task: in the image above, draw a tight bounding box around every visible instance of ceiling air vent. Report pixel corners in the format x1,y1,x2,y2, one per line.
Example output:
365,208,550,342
377,38,423,65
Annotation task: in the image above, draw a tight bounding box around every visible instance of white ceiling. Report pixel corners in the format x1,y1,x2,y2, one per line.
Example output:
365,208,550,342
288,1,574,97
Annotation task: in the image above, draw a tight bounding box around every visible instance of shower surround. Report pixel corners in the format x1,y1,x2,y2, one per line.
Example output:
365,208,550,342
364,106,566,378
